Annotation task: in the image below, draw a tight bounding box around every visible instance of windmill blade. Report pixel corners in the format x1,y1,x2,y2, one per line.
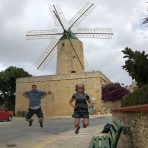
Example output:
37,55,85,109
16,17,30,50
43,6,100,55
35,38,60,70
26,29,63,40
68,2,96,29
49,4,67,28
75,28,113,39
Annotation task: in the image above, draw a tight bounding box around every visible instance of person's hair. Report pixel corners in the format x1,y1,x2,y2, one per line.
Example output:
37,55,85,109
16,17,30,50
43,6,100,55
75,84,85,92
32,84,37,87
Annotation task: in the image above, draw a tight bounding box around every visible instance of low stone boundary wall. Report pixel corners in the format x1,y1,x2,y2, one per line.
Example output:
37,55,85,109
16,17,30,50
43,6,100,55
112,104,148,148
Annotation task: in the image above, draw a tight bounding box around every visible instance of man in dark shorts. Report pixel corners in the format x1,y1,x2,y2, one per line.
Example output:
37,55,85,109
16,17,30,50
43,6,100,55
69,84,92,134
23,84,50,128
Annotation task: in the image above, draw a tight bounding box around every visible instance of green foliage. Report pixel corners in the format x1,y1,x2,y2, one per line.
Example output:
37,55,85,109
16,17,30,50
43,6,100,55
0,66,32,111
121,84,148,107
122,47,148,87
143,2,148,25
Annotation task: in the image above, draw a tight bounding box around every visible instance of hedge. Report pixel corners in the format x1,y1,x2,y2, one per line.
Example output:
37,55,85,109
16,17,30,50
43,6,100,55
121,84,148,107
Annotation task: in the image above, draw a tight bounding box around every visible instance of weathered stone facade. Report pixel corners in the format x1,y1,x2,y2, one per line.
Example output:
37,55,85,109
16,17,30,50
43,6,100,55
15,71,110,116
57,39,84,74
113,112,148,148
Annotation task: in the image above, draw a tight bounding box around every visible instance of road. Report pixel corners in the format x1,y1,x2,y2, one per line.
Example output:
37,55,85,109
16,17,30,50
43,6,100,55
0,116,111,148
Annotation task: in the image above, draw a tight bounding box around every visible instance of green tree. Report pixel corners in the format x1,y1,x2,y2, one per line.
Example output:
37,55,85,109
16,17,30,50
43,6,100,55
122,47,148,87
0,66,32,111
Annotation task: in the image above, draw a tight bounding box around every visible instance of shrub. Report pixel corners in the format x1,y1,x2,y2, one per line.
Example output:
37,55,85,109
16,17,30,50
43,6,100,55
121,84,148,107
102,83,130,101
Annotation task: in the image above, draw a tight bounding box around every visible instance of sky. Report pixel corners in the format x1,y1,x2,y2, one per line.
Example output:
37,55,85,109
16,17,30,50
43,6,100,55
0,0,148,85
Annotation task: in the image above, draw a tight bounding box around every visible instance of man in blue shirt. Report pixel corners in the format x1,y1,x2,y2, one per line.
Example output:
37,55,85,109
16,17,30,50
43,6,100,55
23,84,50,128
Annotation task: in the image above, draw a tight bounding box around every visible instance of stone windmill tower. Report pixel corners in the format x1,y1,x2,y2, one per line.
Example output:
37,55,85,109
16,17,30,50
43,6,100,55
26,2,113,74
15,2,112,116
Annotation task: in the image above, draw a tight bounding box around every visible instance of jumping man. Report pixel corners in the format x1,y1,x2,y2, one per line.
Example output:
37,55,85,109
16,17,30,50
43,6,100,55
23,84,50,128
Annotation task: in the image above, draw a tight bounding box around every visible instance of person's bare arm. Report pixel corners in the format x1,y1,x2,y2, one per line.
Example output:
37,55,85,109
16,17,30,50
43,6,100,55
40,91,51,99
69,97,76,108
23,92,29,98
87,96,92,108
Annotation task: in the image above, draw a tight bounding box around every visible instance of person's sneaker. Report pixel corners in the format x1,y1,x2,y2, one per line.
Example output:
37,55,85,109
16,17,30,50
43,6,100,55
39,121,43,128
75,127,80,134
29,119,33,126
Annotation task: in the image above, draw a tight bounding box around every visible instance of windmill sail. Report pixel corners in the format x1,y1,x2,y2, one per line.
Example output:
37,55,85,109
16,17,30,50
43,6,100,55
49,4,67,28
26,29,63,40
68,2,96,29
35,38,60,70
75,28,113,39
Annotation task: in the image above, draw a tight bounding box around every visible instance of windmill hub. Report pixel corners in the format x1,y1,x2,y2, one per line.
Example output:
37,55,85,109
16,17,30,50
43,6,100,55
61,30,78,40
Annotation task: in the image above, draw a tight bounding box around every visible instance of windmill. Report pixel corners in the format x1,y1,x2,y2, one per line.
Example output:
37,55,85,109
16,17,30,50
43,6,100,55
26,2,113,74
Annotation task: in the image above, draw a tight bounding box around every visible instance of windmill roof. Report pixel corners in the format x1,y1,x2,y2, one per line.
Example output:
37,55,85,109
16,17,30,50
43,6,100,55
60,33,78,40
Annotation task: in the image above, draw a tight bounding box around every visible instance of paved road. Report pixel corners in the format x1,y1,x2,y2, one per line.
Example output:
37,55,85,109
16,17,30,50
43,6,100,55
0,116,111,148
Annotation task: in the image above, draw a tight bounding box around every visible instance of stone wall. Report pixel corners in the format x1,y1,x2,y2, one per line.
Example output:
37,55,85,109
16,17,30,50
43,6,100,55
57,39,84,74
112,111,148,148
15,71,110,116
101,100,121,114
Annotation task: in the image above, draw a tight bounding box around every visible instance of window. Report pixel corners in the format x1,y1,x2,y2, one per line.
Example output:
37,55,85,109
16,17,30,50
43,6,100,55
71,71,76,73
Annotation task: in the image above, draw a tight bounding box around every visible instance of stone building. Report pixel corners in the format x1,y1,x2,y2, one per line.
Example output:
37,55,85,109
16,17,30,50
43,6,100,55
15,35,110,116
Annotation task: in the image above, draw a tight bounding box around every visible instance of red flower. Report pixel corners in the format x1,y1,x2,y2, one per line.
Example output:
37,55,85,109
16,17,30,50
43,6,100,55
102,83,130,101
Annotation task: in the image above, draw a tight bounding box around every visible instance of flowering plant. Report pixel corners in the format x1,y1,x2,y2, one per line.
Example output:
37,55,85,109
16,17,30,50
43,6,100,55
102,83,130,101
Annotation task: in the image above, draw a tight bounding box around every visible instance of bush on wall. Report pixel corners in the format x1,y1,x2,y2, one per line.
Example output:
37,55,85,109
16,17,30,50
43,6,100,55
102,83,130,101
121,84,148,107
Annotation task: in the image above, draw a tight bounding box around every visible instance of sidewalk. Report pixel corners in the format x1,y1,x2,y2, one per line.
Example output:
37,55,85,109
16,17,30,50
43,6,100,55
45,114,111,119
42,114,112,148
43,122,105,148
